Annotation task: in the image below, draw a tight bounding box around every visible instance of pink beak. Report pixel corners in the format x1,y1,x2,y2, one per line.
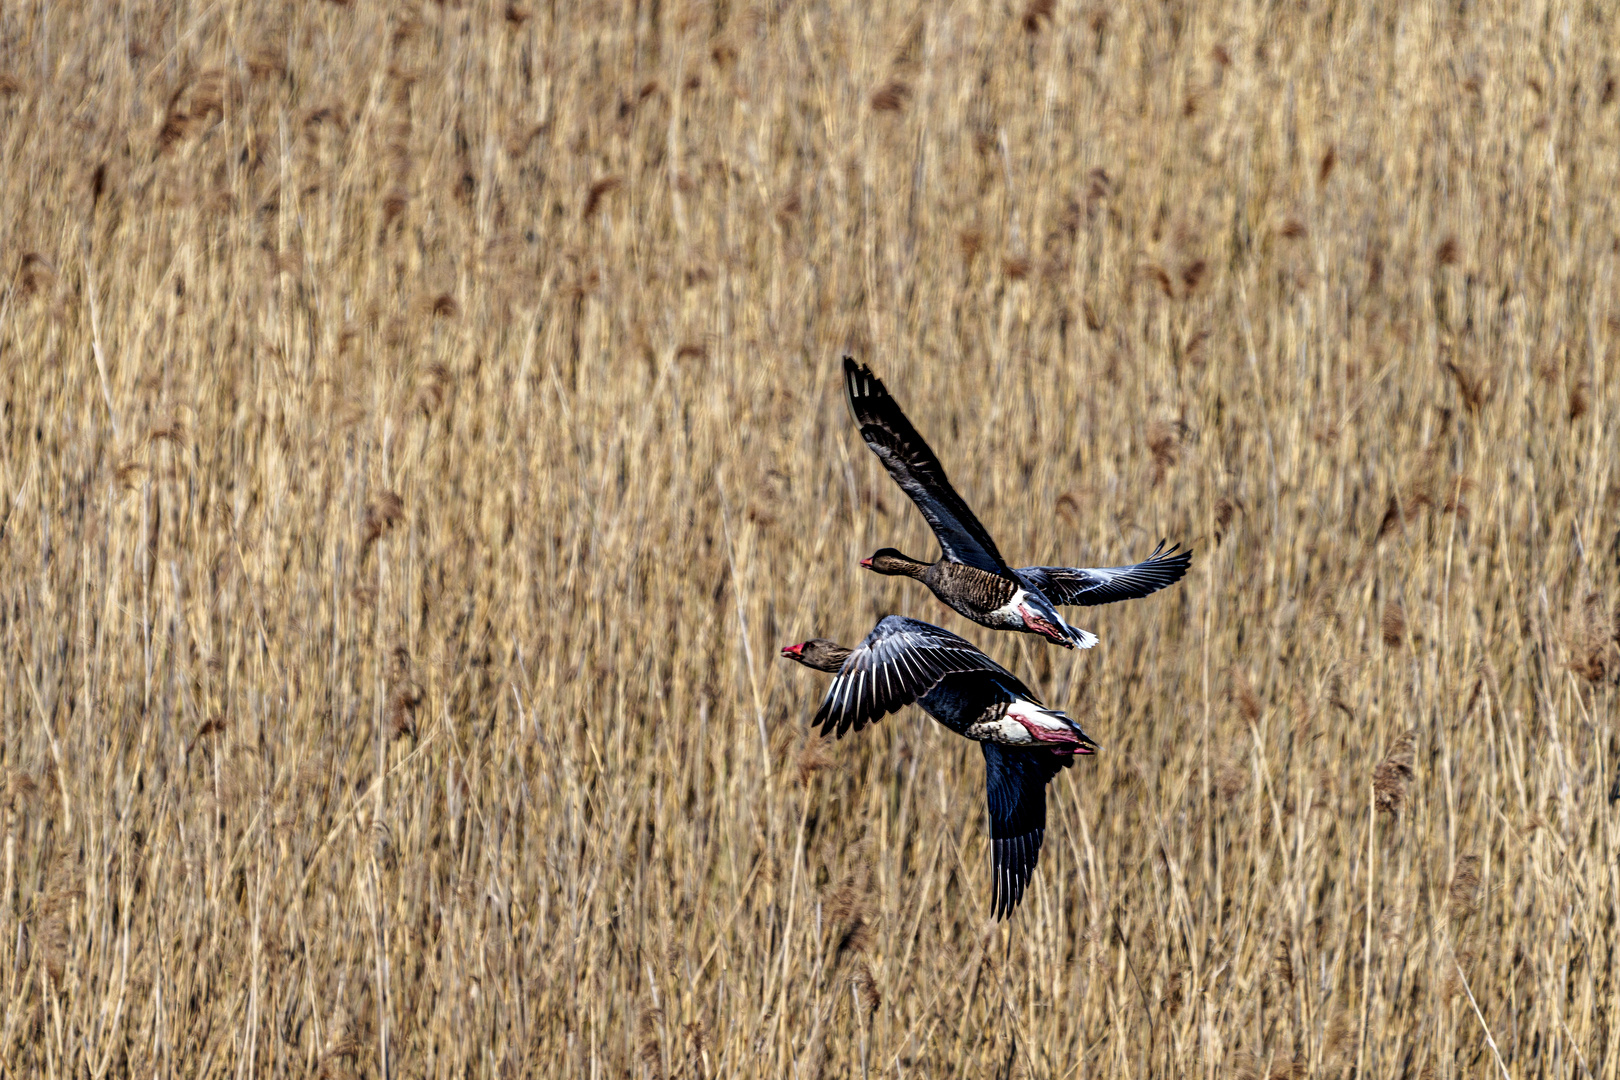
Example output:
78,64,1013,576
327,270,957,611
780,643,804,658
859,557,873,568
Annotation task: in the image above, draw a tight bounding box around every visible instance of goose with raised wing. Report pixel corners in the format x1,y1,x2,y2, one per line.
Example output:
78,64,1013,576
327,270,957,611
781,615,1094,918
844,358,1192,648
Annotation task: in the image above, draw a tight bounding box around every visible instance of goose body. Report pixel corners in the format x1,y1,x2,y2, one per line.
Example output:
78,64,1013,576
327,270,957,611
781,616,1095,917
844,358,1192,647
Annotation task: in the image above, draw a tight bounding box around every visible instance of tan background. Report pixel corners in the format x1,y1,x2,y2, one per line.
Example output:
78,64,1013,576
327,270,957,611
2,0,1618,1075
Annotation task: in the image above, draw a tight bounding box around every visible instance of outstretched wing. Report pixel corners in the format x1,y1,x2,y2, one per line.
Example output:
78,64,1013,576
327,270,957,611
813,617,1015,738
844,358,1009,575
1019,541,1192,608
981,743,1072,919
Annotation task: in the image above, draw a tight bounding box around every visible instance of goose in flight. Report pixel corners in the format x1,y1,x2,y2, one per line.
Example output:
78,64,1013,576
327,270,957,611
781,615,1095,918
844,357,1191,648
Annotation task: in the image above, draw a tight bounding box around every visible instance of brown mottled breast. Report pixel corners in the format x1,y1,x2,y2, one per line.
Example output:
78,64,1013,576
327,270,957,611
925,561,1016,617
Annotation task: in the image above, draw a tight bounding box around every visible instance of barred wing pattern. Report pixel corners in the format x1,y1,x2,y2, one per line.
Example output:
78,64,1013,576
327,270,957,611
843,358,1010,576
1019,541,1193,608
812,617,1020,738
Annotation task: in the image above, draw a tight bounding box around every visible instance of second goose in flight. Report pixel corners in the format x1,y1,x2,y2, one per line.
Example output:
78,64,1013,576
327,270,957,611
844,358,1191,648
781,615,1095,917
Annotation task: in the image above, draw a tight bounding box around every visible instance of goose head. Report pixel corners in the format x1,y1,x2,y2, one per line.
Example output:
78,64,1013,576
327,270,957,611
780,639,852,673
859,548,929,578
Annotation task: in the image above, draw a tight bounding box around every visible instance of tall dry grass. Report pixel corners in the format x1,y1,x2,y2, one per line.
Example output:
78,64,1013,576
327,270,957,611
2,0,1619,1075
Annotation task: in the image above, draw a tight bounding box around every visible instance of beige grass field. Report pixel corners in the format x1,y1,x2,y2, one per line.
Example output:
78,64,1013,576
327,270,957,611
3,0,1620,1075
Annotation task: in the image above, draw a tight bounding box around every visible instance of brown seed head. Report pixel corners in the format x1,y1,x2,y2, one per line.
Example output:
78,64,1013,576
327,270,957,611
1145,263,1174,298
853,959,882,1016
1318,145,1338,184
583,176,622,220
1569,381,1590,422
1381,600,1406,647
795,737,835,787
362,491,406,553
1022,0,1056,33
1180,259,1207,293
870,81,910,112
958,228,984,264
1449,854,1482,918
1373,729,1417,815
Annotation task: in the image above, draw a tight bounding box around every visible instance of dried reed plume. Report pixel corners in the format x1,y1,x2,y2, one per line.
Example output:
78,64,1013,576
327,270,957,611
1381,600,1407,647
1373,730,1418,815
870,81,910,112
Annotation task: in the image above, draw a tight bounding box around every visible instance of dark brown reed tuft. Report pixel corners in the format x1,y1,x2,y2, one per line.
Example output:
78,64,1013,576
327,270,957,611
1567,591,1615,682
1147,421,1179,486
1214,497,1239,542
1569,380,1590,421
637,1007,665,1079
1436,235,1461,266
1373,729,1417,815
157,88,190,149
1318,144,1337,184
774,191,801,225
1381,600,1406,647
1002,254,1032,280
1231,670,1261,723
958,228,984,264
1086,167,1112,205
1443,360,1488,413
1279,217,1307,240
1145,263,1174,298
1180,259,1207,292
6,772,38,812
362,491,405,554
1022,0,1056,33
826,872,874,957
869,81,910,112
389,682,423,739
505,3,530,25
795,737,835,787
148,420,189,447
185,715,227,756
1375,493,1404,540
0,73,23,95
853,959,881,1016
1163,967,1186,1013
1214,759,1249,799
583,176,622,220
381,187,411,226
17,253,56,297
1273,938,1295,989
1448,854,1482,918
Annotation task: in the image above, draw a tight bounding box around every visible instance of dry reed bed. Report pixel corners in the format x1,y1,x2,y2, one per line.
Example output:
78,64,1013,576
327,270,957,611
1,0,1618,1075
